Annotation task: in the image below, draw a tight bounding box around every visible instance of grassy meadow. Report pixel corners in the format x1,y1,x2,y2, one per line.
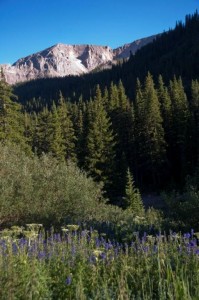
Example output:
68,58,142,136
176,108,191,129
0,224,199,300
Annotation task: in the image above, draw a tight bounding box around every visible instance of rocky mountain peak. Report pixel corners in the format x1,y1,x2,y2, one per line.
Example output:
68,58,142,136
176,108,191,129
1,34,158,84
113,34,158,59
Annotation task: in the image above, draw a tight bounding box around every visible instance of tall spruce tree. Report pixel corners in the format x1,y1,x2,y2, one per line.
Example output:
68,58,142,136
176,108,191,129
134,73,166,186
75,104,85,166
133,79,145,184
158,75,172,138
108,81,133,195
48,102,65,160
57,95,76,162
124,168,144,216
0,70,29,151
169,76,189,182
190,80,199,166
108,81,119,110
85,85,116,194
35,107,51,155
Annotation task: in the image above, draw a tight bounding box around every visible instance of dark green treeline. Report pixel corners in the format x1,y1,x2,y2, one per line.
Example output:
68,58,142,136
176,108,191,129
1,72,199,202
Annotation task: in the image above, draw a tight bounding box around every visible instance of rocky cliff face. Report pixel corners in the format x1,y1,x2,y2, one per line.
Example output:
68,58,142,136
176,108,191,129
113,34,158,59
2,44,113,84
1,34,158,85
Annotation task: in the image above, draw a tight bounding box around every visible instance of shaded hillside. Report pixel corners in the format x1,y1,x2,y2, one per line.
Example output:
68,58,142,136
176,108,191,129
126,12,199,81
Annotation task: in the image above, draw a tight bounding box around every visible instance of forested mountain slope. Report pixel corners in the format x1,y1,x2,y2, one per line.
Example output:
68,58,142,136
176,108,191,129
0,12,199,222
14,11,199,109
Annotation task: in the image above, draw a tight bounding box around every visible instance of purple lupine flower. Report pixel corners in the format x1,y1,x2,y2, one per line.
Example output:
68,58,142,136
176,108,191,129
114,248,119,256
109,254,114,261
153,245,158,253
184,233,191,239
65,275,72,285
143,246,149,253
189,240,197,247
38,251,46,260
100,252,106,260
19,238,27,247
142,232,147,243
100,237,105,243
71,245,76,257
108,241,113,249
95,238,101,247
81,230,87,237
195,249,199,255
12,242,18,254
178,245,182,253
89,255,97,264
104,242,109,251
124,243,129,255
54,233,61,242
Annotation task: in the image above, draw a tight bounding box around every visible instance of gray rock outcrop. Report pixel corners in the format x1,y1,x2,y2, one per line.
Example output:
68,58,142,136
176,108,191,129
1,34,158,84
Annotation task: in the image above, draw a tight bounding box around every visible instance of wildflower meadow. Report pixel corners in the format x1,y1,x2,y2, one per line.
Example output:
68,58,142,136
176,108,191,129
0,224,199,299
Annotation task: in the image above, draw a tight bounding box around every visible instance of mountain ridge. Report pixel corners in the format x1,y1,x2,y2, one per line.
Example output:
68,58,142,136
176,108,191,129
1,34,158,84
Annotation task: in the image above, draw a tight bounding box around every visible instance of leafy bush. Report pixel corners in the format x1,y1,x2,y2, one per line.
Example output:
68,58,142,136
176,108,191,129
0,143,106,227
161,169,199,231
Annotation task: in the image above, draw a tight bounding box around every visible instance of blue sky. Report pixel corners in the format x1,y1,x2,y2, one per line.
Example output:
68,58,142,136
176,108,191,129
0,0,198,64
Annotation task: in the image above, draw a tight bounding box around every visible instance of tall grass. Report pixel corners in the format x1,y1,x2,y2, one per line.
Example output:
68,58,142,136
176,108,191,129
0,225,198,299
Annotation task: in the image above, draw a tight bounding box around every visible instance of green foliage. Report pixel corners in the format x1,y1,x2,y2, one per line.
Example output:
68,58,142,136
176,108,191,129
0,74,30,152
0,143,106,227
107,81,133,196
57,95,77,162
48,102,65,160
169,77,189,182
33,106,51,155
124,168,144,216
134,73,166,186
162,168,199,231
3,12,199,197
0,227,199,299
190,80,199,165
85,86,116,192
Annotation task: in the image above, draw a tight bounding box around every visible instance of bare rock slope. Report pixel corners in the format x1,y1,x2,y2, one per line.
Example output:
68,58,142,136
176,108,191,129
1,34,158,84
113,34,158,59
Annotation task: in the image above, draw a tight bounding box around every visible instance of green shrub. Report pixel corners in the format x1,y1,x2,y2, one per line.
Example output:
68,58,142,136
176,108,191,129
0,143,106,227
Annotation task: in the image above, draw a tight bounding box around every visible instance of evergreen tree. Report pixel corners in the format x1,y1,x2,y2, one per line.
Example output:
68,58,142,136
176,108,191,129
158,75,172,137
118,80,129,110
73,99,89,168
108,81,133,195
124,168,144,216
35,107,51,155
48,102,65,160
134,74,166,186
169,76,189,182
57,94,76,162
24,111,34,147
85,86,116,193
31,112,39,153
102,86,109,109
190,80,199,166
133,79,145,184
0,70,29,151
108,81,119,110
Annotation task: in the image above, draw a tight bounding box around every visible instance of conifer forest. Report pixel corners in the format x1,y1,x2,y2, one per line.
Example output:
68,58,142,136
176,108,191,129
0,12,199,299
